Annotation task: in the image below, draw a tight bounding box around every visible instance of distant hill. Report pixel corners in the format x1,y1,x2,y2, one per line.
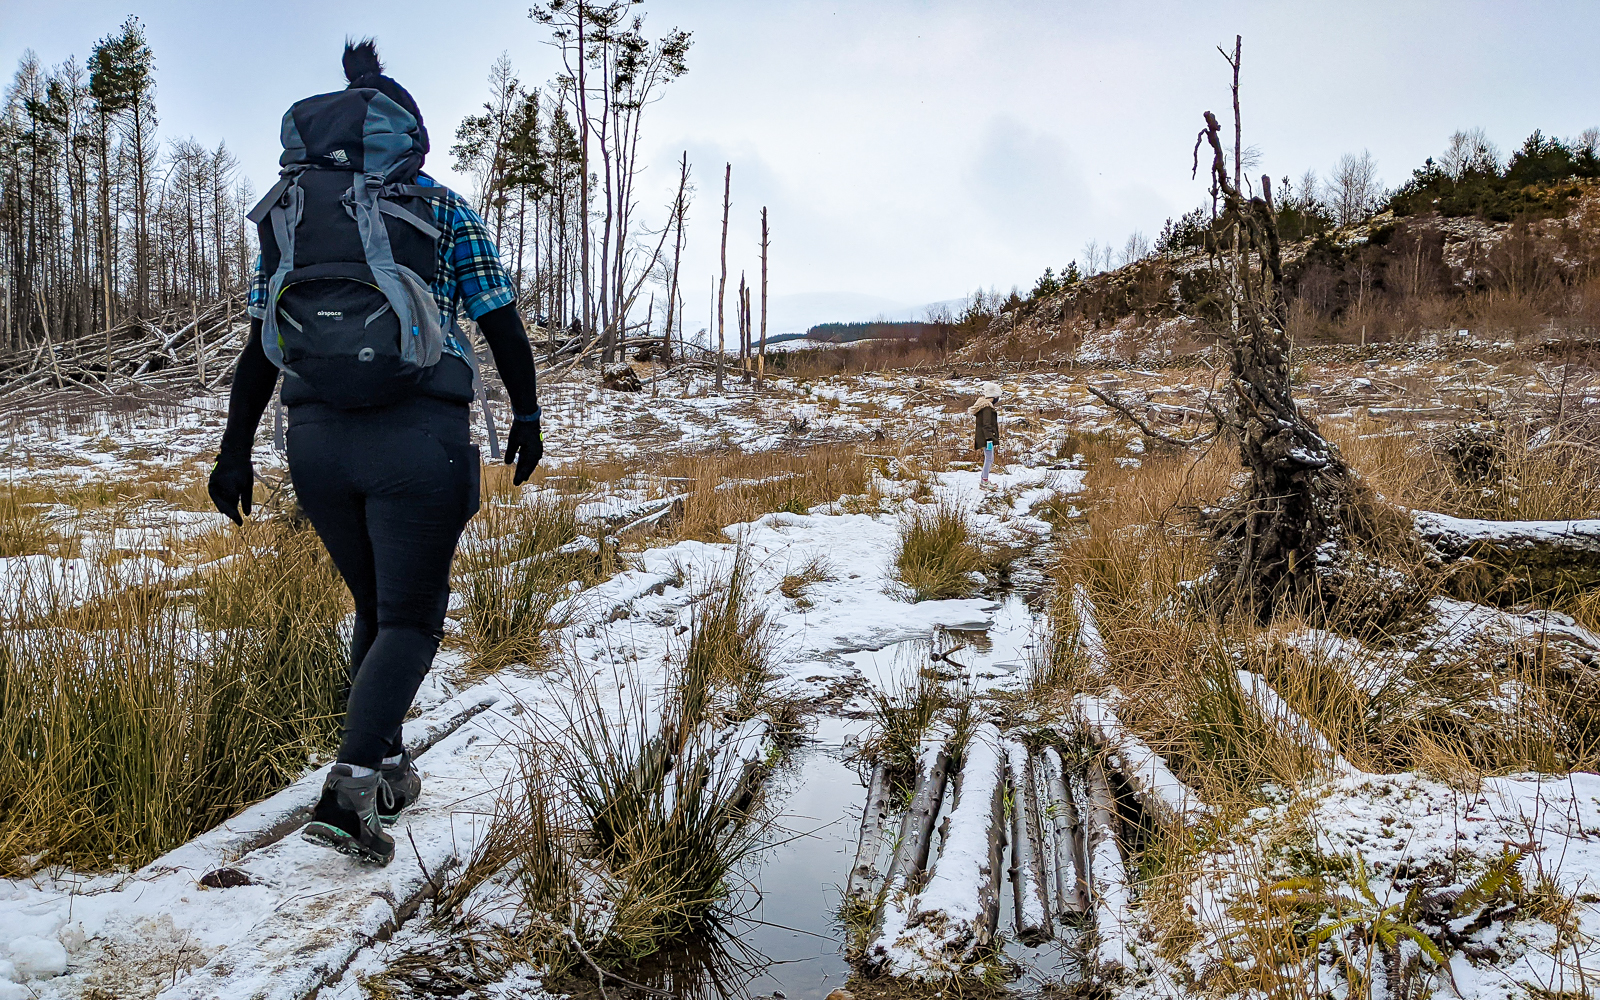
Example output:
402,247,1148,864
805,320,945,343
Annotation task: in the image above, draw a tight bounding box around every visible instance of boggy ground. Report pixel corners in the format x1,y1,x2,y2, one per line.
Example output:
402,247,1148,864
0,335,1597,1000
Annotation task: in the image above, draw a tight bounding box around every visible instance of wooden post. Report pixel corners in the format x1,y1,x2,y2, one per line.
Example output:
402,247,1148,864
1084,758,1131,971
884,733,950,889
645,290,654,363
1041,746,1089,917
758,206,768,388
1006,742,1053,944
847,762,895,900
716,162,730,391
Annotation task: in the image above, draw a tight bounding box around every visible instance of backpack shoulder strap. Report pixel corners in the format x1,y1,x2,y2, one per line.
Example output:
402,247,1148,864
377,199,441,240
259,177,306,374
384,182,453,200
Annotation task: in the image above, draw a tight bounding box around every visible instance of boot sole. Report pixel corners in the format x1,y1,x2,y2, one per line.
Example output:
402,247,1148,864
302,821,394,866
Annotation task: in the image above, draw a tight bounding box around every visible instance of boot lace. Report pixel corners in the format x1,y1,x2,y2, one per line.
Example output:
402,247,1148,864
376,777,397,817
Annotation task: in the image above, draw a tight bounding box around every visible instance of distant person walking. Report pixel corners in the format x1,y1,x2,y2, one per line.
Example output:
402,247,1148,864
970,381,1001,484
207,40,544,866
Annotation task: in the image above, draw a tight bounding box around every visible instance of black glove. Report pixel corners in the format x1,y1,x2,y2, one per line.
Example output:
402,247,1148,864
505,411,544,486
208,451,254,526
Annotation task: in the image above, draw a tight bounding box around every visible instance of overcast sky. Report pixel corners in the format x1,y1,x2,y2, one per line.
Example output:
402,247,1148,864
7,1,1600,333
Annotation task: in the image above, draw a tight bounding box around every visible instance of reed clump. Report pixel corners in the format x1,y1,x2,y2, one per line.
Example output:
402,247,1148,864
454,494,605,674
0,515,348,874
0,484,66,558
384,555,780,991
893,498,987,601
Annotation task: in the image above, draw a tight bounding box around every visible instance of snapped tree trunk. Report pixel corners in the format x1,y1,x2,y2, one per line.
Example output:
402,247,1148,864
716,162,730,391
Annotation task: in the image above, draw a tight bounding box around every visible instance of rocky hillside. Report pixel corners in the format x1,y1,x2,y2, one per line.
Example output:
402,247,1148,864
961,179,1600,365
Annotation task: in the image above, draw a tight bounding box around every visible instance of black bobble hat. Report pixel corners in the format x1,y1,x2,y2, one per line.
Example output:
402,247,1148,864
342,38,429,154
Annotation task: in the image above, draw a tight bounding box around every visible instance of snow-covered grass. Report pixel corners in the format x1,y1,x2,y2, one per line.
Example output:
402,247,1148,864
364,551,790,993
1024,424,1600,1000
5,347,1600,998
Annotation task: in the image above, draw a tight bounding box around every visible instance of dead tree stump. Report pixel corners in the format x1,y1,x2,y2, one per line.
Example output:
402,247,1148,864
1195,72,1379,618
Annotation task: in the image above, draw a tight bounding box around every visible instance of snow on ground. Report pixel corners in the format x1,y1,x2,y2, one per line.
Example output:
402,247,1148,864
1127,770,1600,1000
0,431,1083,998
5,356,1600,998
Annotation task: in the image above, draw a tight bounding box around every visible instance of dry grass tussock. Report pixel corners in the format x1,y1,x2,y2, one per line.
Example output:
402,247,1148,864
453,493,613,675
1327,412,1600,523
658,444,874,541
1033,431,1600,999
372,552,786,996
523,443,876,544
0,484,73,558
0,513,348,874
1049,440,1598,797
893,497,987,602
1329,410,1600,624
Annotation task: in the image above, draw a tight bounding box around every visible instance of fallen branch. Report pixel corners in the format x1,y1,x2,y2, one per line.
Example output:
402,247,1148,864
1085,384,1221,447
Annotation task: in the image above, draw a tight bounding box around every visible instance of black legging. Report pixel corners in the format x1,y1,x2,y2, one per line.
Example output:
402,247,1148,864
286,396,480,767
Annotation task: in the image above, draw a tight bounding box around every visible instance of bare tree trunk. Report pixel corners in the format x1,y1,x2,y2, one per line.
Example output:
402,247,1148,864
663,152,688,365
716,162,730,391
1196,40,1378,619
738,271,748,383
576,16,594,350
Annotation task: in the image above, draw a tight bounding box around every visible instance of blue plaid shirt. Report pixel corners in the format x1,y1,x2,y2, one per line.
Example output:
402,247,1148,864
247,173,515,361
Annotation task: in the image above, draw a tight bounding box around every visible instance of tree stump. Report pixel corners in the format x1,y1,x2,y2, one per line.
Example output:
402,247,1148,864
601,362,643,392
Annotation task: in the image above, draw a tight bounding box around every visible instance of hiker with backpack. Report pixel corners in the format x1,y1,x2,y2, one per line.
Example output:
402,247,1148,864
207,41,543,865
970,381,1002,484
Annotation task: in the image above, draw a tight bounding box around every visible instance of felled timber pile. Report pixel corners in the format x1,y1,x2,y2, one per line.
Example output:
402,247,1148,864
853,716,1167,980
863,723,1004,978
851,588,1215,984
0,295,249,401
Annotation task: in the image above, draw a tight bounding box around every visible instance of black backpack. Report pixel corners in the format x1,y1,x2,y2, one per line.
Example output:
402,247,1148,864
248,88,474,408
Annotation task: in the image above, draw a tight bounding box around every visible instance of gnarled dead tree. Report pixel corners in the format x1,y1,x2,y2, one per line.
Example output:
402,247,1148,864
1195,38,1389,617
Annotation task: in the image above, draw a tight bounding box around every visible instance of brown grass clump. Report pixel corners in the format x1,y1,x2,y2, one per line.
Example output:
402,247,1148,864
663,444,873,541
375,555,781,995
0,484,61,557
1328,412,1600,522
778,554,832,608
0,514,348,873
454,494,603,675
1045,434,1598,805
893,498,987,602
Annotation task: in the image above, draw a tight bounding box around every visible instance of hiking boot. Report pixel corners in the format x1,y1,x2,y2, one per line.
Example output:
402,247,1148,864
302,765,395,865
377,750,421,824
